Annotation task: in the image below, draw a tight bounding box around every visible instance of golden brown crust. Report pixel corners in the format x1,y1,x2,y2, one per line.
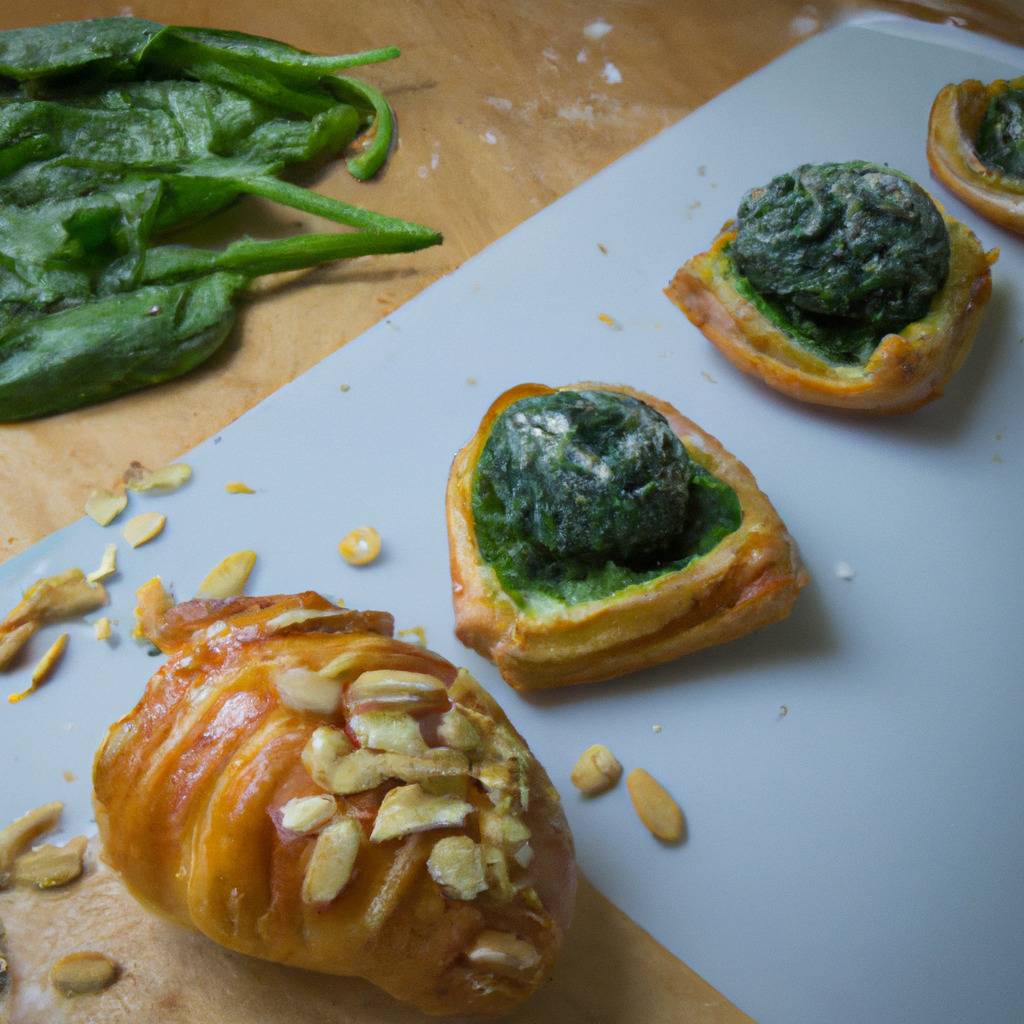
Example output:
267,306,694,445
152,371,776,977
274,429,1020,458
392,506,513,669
927,78,1024,234
93,591,574,1017
665,211,995,414
446,382,808,691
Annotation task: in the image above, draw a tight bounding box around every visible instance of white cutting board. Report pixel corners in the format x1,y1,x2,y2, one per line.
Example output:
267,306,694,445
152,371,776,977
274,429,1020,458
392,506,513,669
2,14,1022,1024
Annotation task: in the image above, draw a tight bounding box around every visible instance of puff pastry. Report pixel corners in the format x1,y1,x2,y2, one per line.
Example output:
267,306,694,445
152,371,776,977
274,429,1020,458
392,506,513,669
667,165,995,414
928,76,1024,234
93,589,575,1017
447,382,807,690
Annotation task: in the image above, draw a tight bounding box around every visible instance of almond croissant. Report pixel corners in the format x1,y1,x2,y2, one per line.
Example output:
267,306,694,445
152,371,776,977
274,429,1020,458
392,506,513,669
93,588,575,1016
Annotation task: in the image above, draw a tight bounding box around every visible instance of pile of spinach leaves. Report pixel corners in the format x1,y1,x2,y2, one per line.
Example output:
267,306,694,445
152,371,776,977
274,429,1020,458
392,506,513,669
0,18,441,420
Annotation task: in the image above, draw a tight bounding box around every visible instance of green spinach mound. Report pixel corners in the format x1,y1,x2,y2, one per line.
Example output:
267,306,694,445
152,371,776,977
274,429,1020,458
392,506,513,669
472,390,741,606
730,161,950,364
976,86,1024,179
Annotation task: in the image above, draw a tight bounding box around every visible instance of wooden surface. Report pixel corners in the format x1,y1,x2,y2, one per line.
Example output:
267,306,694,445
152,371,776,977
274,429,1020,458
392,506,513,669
0,841,752,1024
1,3,1022,1022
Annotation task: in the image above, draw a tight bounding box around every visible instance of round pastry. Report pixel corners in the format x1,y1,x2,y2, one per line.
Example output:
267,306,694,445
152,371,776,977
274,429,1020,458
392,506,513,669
666,161,996,413
446,382,807,690
93,587,575,1017
928,76,1024,233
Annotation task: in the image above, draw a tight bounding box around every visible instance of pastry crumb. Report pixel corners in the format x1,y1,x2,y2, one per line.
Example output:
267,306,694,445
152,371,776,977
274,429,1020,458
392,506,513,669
835,561,855,580
701,370,717,384
339,383,351,392
651,724,663,734
63,770,76,782
597,312,622,330
597,243,608,255
778,705,789,719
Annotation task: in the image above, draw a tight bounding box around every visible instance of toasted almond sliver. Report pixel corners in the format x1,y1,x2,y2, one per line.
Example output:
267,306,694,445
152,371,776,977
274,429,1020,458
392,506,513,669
50,951,118,996
338,526,381,566
466,931,540,972
301,817,361,904
427,836,487,901
437,708,481,752
125,462,192,493
397,626,427,647
626,768,685,843
0,801,63,884
195,550,256,600
570,743,622,797
9,633,68,703
265,608,351,633
12,835,87,889
280,795,337,835
345,669,448,716
87,544,118,584
93,617,112,641
4,570,106,629
122,511,166,548
275,667,342,714
225,481,255,494
0,621,36,670
370,784,473,843
301,726,355,789
84,489,127,527
350,711,428,756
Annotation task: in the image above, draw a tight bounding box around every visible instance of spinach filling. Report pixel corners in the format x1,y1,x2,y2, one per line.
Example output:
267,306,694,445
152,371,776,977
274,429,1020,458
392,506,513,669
471,390,741,607
728,161,950,365
976,85,1024,179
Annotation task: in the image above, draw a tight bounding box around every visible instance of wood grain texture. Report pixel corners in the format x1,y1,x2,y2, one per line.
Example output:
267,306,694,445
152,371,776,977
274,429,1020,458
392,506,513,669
0,842,752,1024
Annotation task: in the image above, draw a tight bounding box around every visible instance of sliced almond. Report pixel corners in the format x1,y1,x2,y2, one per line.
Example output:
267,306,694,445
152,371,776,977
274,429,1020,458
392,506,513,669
280,795,337,835
319,650,372,679
0,621,35,670
50,951,118,996
275,667,342,715
301,817,361,904
465,931,540,972
396,625,427,647
570,743,622,796
93,617,112,641
12,835,86,889
9,633,68,703
481,844,513,899
122,511,166,548
4,569,106,628
84,489,127,527
344,669,448,716
301,726,355,790
266,607,351,633
225,481,255,494
437,707,481,752
338,526,381,566
0,801,62,885
87,544,118,584
370,784,473,843
125,462,191,493
195,550,256,599
349,711,427,755
626,768,685,843
427,836,487,900
311,746,469,796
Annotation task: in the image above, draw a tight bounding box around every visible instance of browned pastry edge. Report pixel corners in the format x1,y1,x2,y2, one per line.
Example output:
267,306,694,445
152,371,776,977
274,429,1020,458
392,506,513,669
928,78,1024,234
664,211,995,414
446,382,808,690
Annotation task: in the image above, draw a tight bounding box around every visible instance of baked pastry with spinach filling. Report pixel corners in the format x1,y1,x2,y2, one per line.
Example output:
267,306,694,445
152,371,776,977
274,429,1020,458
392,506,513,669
929,75,1024,235
667,161,995,413
446,382,807,690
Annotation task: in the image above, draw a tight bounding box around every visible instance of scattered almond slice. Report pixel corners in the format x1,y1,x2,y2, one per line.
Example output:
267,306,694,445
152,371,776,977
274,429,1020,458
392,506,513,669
265,607,351,633
125,462,191,493
345,669,448,716
325,749,469,796
225,481,255,494
301,726,355,790
84,489,127,527
4,569,106,629
9,633,69,703
370,783,473,843
12,835,87,889
0,621,35,670
350,711,428,755
274,667,342,714
397,625,427,647
465,931,540,972
280,795,337,835
87,544,118,584
301,817,361,904
437,708,482,752
50,951,119,997
626,768,685,843
122,511,166,548
427,836,487,900
570,743,622,796
195,550,256,599
338,526,381,566
0,801,63,885
93,617,112,641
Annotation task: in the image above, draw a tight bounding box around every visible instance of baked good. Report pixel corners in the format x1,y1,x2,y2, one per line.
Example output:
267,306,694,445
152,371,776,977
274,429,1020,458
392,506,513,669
447,382,807,690
92,588,574,1017
666,161,995,413
928,76,1024,234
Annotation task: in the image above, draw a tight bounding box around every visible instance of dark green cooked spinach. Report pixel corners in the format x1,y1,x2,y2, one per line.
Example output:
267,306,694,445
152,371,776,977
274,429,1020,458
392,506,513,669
976,84,1024,179
472,390,741,606
729,161,949,364
0,17,441,419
